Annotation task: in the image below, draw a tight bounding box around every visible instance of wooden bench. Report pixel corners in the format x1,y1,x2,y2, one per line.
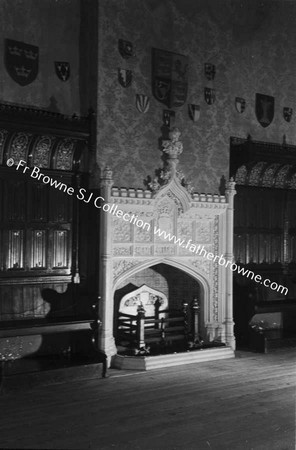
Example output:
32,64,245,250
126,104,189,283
249,300,296,353
0,316,107,385
0,317,98,338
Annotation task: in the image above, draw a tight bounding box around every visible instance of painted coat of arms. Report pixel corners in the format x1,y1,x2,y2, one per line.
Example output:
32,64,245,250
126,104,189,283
235,97,246,113
255,93,274,128
188,104,200,122
204,87,216,105
5,39,39,86
55,62,70,81
136,94,150,113
205,63,215,80
118,39,134,59
118,68,132,87
152,48,188,108
283,107,293,122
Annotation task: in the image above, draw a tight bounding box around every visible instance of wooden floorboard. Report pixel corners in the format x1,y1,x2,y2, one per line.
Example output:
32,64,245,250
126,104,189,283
0,349,295,450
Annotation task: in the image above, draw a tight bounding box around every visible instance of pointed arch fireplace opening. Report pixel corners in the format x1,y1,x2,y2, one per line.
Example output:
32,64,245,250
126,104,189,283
113,263,204,355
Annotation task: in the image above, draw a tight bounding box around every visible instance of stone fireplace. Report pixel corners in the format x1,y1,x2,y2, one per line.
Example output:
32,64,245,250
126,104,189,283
98,129,236,364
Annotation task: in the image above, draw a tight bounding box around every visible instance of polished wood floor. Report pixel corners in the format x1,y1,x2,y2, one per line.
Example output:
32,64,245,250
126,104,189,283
0,349,295,450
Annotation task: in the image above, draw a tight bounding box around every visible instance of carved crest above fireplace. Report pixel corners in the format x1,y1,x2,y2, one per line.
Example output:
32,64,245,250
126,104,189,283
99,129,236,360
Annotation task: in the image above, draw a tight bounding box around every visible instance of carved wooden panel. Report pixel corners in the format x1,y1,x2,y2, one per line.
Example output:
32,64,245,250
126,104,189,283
29,183,48,222
49,186,72,223
7,132,32,164
7,230,24,269
53,138,75,170
4,180,26,222
53,230,68,268
31,135,54,168
234,186,296,267
0,103,91,326
0,169,73,277
0,129,8,165
31,230,47,268
234,187,285,265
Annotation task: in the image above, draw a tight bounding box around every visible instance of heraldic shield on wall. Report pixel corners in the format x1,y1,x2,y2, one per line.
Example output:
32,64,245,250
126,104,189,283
55,61,70,81
235,97,246,114
118,68,132,87
283,107,293,122
136,94,150,113
255,93,274,128
152,48,188,108
118,39,134,59
5,39,39,86
188,104,200,122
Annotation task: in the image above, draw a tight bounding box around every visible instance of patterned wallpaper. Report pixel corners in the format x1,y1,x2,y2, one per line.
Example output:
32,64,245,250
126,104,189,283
96,0,296,193
0,0,81,115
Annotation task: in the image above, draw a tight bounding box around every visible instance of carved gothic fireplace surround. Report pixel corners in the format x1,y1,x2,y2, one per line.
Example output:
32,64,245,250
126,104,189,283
99,129,236,364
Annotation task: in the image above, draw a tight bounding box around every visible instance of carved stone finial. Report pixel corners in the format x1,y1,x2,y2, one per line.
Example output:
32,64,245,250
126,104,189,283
100,165,114,189
226,177,236,191
162,127,183,158
169,127,182,143
103,166,113,180
148,177,161,192
162,127,183,177
225,178,236,205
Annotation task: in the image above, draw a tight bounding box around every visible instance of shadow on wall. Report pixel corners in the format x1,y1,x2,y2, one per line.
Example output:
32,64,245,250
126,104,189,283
46,95,60,113
29,284,98,359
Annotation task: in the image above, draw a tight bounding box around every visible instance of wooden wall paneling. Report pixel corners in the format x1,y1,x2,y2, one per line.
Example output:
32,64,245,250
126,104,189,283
48,179,73,224
286,191,296,264
235,234,247,265
231,138,296,347
264,234,271,263
233,234,240,263
29,183,48,223
258,233,265,264
248,233,258,264
23,285,35,319
13,286,24,319
1,229,8,272
22,284,47,319
272,190,285,229
47,227,54,271
259,191,269,229
249,192,258,229
0,229,2,272
4,179,26,222
31,229,47,269
234,196,244,228
287,191,296,224
287,235,296,263
0,177,2,221
8,229,24,269
271,234,281,263
0,105,91,331
53,229,69,269
0,285,14,320
33,284,47,318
